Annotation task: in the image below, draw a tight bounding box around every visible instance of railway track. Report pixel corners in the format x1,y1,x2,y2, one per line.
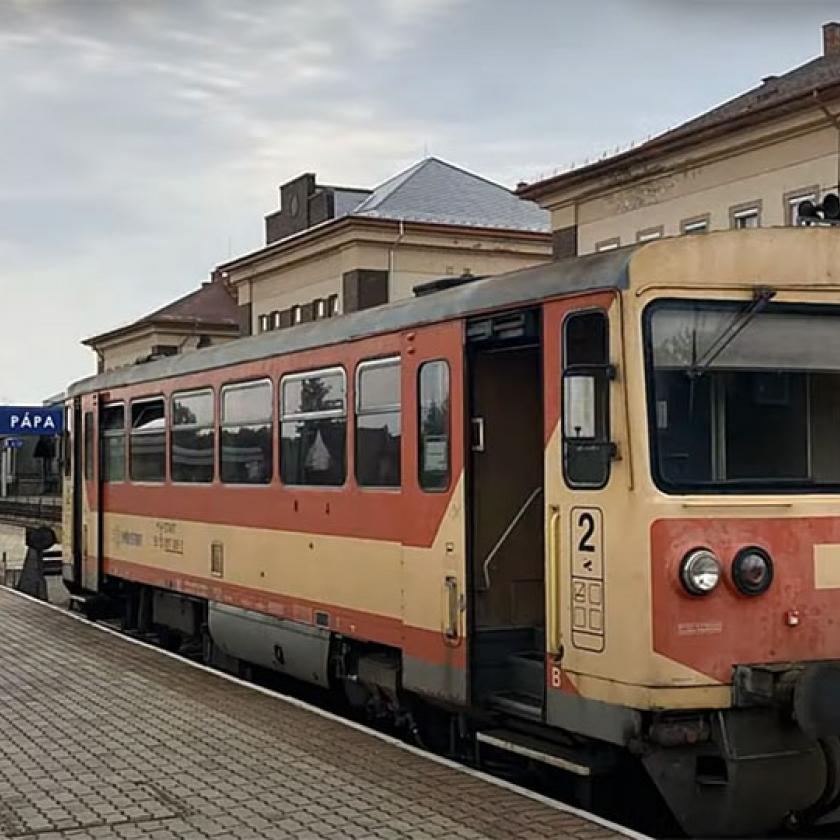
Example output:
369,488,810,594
0,498,61,528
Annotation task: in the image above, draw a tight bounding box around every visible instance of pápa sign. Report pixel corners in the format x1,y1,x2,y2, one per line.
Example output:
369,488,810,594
0,406,63,436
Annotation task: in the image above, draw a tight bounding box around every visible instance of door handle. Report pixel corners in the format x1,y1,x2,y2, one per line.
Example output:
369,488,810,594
471,417,485,452
444,576,459,639
547,507,562,653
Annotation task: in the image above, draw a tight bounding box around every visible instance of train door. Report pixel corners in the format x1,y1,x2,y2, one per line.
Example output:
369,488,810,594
70,398,84,586
400,321,469,706
466,308,546,720
542,294,616,707
81,396,102,592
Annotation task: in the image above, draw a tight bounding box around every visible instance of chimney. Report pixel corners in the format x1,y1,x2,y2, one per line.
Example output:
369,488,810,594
824,22,840,58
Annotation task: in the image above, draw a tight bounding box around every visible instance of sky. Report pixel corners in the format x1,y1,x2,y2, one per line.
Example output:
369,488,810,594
1,0,838,403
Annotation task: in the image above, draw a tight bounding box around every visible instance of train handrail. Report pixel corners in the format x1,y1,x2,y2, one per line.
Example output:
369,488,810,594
480,486,543,591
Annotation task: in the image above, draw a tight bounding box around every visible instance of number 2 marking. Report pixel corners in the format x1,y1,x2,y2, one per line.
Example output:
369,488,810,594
577,511,596,556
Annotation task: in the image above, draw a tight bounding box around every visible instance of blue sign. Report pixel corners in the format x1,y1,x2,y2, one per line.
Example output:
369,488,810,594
0,406,63,436
3,438,23,450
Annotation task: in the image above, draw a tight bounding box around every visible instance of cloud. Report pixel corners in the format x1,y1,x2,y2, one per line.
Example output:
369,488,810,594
0,0,836,402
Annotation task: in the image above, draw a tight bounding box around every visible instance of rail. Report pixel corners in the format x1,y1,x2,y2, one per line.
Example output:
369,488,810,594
481,487,543,591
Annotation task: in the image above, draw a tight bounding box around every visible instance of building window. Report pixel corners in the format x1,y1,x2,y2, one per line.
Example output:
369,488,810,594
314,298,327,320
220,380,273,484
101,404,125,482
271,310,282,330
258,314,270,333
681,215,710,235
418,360,450,492
636,226,664,243
84,412,94,481
730,202,762,229
594,238,620,252
327,294,340,317
563,311,611,489
130,398,166,482
785,188,819,226
281,367,346,486
356,358,401,488
171,389,214,483
291,305,302,325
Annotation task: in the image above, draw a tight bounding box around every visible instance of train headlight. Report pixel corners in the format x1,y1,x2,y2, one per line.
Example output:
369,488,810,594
680,548,722,596
732,547,774,596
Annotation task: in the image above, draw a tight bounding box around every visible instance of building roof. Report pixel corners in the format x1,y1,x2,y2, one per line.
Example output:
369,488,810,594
520,29,840,201
84,278,239,347
349,157,549,233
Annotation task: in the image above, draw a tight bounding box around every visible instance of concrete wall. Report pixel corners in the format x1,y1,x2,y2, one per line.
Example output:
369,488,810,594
97,328,237,372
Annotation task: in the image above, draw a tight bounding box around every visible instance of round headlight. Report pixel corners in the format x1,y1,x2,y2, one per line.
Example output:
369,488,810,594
732,547,774,596
680,548,722,596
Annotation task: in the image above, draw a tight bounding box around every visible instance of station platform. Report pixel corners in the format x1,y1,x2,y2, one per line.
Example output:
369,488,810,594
0,588,644,840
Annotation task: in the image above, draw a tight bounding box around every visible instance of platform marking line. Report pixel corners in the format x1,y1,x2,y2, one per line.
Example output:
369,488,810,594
2,586,649,840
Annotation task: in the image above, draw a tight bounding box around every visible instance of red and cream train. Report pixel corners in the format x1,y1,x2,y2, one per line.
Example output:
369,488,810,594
63,228,840,836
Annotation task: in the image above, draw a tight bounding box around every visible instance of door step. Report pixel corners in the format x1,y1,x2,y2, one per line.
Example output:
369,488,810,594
476,728,612,777
508,650,544,698
486,690,543,721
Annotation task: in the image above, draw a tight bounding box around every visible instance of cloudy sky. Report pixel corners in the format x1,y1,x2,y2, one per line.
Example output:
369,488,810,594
0,0,837,402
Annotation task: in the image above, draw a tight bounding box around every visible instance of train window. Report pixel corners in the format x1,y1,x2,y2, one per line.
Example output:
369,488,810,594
220,380,272,484
101,404,125,482
356,358,401,488
171,390,214,483
281,367,346,486
84,412,94,481
129,399,165,482
418,360,450,491
562,311,611,489
63,407,72,477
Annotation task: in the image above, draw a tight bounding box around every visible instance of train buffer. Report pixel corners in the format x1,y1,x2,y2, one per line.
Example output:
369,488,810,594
0,586,647,840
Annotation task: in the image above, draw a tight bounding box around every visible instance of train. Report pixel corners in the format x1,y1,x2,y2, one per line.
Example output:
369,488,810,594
62,227,840,837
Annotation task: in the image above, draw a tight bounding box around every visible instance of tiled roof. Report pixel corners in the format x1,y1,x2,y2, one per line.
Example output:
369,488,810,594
351,157,549,233
332,187,372,218
84,280,238,346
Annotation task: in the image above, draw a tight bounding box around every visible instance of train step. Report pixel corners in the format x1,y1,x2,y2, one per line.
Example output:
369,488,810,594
507,650,544,698
486,690,543,721
476,728,613,777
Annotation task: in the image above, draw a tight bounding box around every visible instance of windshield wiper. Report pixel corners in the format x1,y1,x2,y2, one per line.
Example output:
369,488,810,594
688,287,776,378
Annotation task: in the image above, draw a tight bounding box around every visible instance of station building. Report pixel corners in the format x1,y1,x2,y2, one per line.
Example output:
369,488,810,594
520,22,840,257
219,157,551,337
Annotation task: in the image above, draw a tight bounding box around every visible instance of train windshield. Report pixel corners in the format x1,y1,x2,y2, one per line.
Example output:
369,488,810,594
645,299,840,493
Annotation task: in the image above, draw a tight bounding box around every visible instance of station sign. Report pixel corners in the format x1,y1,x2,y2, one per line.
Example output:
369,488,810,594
3,438,24,450
0,406,63,436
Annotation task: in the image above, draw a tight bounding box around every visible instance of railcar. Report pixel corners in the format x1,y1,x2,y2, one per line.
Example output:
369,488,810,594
63,228,840,836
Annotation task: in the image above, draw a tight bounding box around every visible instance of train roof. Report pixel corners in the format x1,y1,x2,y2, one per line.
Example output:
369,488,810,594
68,245,638,397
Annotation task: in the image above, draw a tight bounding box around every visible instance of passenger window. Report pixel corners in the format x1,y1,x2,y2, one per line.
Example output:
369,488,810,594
562,311,612,488
101,404,125,482
84,412,94,481
171,390,214,483
130,399,165,482
418,360,450,491
281,368,346,486
220,380,272,484
356,358,401,488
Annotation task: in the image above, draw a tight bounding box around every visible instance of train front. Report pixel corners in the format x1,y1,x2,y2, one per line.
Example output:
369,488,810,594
630,231,840,836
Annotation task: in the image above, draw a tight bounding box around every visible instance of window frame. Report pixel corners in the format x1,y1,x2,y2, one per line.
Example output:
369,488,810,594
636,226,664,243
355,356,402,490
279,365,347,487
83,411,94,481
680,214,710,235
561,308,612,490
784,187,819,226
729,200,762,230
170,387,215,485
100,402,126,484
642,297,840,495
128,396,166,484
417,359,451,493
594,237,620,253
219,378,274,486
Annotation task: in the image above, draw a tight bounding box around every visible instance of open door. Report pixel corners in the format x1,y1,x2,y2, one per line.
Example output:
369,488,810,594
466,309,546,721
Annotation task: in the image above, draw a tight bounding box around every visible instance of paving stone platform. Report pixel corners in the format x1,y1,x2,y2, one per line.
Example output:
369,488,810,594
0,588,640,840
